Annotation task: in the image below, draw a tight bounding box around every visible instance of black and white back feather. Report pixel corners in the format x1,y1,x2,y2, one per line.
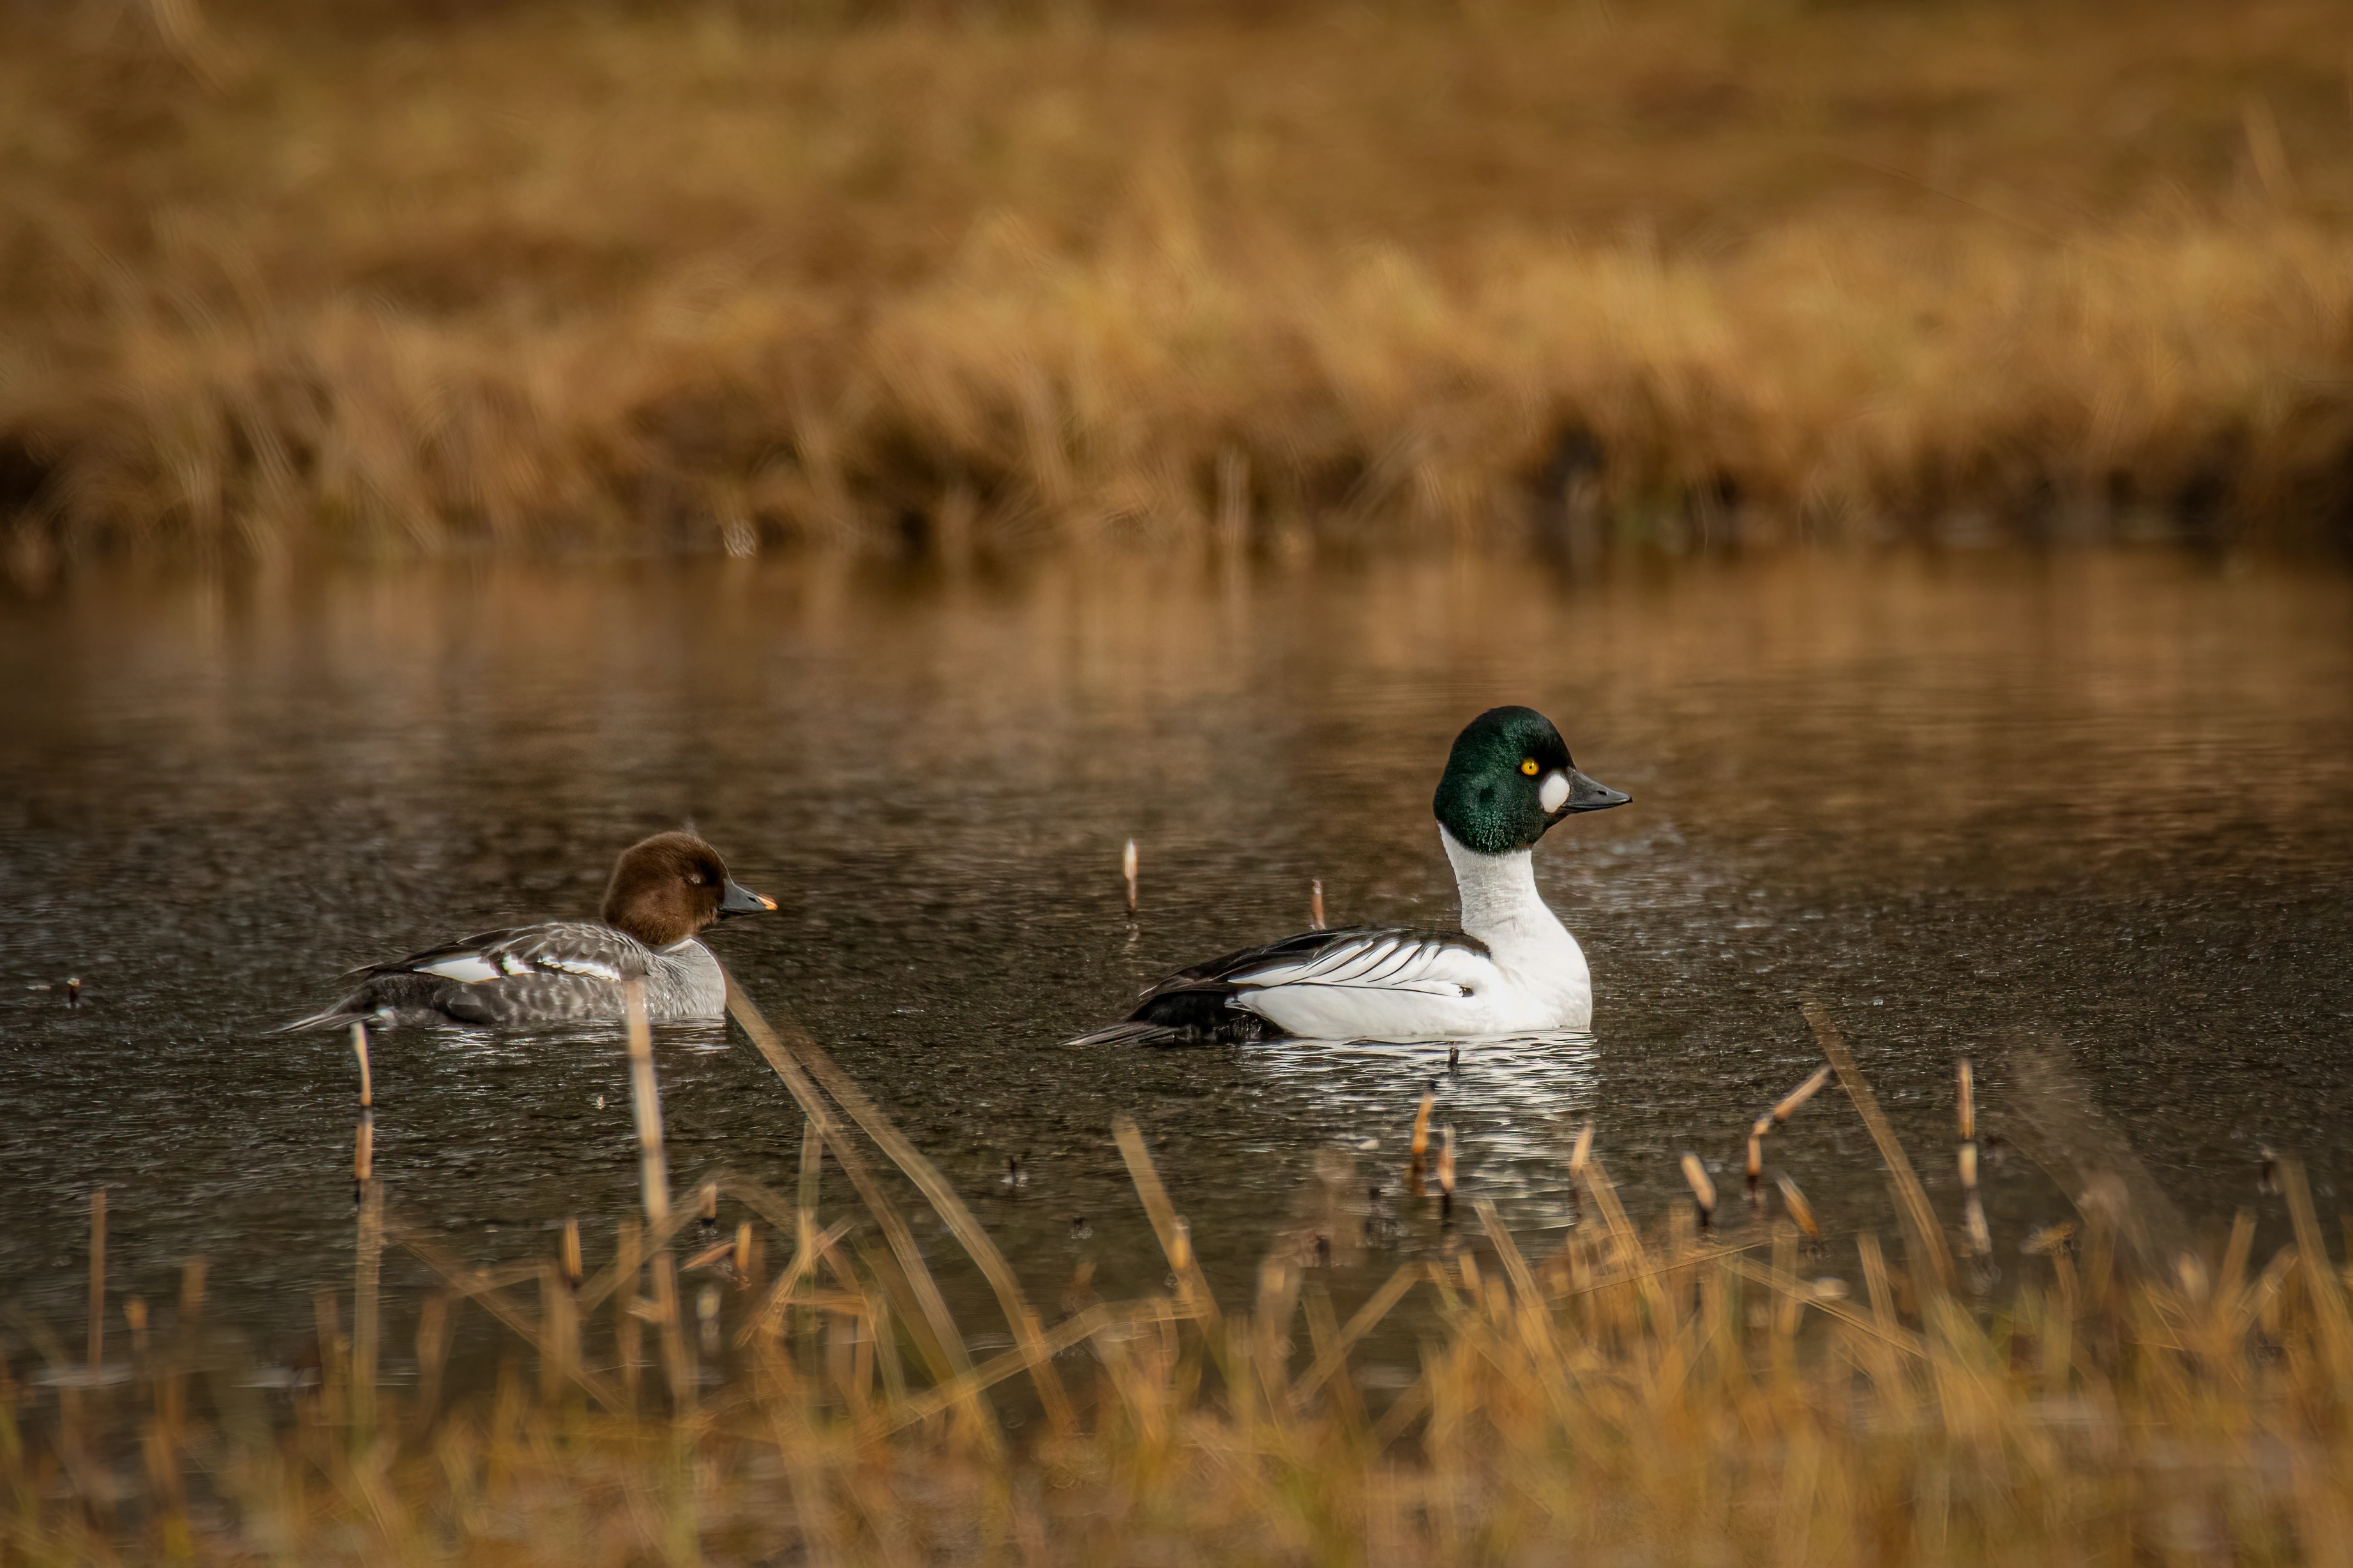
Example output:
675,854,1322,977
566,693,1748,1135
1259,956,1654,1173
1071,925,1492,1047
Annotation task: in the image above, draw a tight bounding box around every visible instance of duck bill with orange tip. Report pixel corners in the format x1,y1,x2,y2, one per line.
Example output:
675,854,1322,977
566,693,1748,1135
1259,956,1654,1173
718,879,778,917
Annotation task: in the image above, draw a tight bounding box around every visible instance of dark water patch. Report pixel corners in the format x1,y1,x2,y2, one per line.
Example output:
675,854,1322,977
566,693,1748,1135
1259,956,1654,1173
1,549,2349,1362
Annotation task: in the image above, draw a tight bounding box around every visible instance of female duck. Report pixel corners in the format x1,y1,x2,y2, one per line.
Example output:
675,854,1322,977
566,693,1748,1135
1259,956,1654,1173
285,831,776,1029
1079,706,1628,1044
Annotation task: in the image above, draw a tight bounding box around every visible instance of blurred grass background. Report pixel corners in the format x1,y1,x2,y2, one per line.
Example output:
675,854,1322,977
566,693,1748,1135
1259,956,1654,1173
2,0,2350,567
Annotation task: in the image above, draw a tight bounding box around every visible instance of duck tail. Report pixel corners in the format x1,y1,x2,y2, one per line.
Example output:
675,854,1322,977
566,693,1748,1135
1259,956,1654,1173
273,998,360,1033
1062,1020,1195,1048
1064,982,1285,1047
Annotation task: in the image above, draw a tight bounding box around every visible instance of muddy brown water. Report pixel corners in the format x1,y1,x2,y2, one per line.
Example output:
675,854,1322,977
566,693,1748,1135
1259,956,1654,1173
3,549,2350,1379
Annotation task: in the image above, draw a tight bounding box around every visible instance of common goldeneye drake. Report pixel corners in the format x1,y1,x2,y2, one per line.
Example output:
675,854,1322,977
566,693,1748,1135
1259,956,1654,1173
283,832,776,1029
1077,706,1629,1045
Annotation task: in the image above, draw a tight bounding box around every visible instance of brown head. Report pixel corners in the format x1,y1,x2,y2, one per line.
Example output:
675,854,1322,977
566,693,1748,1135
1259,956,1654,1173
599,832,776,948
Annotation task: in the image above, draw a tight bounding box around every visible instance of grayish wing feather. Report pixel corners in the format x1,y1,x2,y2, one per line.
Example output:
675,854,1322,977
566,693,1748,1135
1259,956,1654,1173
393,922,650,985
283,922,653,1030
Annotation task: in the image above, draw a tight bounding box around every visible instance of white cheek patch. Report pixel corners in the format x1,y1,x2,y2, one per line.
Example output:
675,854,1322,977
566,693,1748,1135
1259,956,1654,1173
1539,772,1571,813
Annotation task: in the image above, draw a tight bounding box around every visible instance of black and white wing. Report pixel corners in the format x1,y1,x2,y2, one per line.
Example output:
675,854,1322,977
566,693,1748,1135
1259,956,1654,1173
283,922,650,1029
1072,926,1491,1046
1208,927,1490,997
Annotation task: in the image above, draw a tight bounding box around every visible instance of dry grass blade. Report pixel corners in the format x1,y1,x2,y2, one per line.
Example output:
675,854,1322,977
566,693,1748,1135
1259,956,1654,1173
1408,1088,1434,1194
1288,1262,1427,1410
86,1188,104,1375
1547,1240,1747,1303
1955,1056,1990,1259
1299,1284,1364,1430
1725,1256,1925,1359
737,1218,857,1347
719,975,997,1438
650,1252,692,1413
2003,1041,2190,1277
575,1203,703,1313
1772,1064,1834,1125
622,980,670,1226
2276,1157,2353,1365
724,971,1072,1433
1774,1173,1821,1243
1575,1154,1673,1324
1801,1001,1954,1292
352,1181,384,1430
389,1218,624,1412
888,1304,1121,1432
416,1258,553,1301
1368,1364,1437,1451
1959,1154,1991,1260
1474,1200,1546,1306
351,1022,376,1190
1679,1154,1717,1226
1111,1116,1223,1331
709,1173,811,1236
1746,1064,1830,1206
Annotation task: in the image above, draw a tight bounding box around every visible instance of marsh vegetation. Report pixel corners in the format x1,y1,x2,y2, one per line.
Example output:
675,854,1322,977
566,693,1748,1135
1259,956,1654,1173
11,987,2353,1565
3,0,2352,567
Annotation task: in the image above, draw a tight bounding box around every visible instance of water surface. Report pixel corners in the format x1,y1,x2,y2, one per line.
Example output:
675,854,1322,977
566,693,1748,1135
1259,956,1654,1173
3,549,2349,1363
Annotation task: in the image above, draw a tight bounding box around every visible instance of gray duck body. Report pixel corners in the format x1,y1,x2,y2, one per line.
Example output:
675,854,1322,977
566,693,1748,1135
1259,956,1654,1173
284,832,772,1031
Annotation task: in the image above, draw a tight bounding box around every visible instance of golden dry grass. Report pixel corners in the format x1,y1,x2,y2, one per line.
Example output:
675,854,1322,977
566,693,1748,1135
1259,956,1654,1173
10,994,2353,1565
3,0,2352,567
21,1204,2353,1565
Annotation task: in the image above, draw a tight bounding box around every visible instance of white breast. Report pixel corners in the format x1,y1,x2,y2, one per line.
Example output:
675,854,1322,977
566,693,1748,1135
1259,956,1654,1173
1437,826,1593,1033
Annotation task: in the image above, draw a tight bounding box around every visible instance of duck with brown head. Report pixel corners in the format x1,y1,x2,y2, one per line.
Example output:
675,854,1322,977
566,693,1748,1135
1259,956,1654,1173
283,831,776,1030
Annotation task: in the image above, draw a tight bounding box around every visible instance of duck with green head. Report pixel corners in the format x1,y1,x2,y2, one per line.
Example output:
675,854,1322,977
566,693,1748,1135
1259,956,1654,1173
1077,706,1630,1044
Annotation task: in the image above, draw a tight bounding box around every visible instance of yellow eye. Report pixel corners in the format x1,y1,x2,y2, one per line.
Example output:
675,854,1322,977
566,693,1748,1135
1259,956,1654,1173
1520,758,1540,775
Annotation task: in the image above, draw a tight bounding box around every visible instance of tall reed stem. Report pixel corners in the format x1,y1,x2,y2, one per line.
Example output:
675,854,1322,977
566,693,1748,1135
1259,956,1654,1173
624,979,671,1226
617,1217,645,1410
1803,1002,1954,1293
350,1022,381,1433
87,1187,106,1374
725,973,1049,1440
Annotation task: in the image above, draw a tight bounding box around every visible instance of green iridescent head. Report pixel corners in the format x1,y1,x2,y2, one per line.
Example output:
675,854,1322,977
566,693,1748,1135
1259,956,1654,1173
1431,706,1630,855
